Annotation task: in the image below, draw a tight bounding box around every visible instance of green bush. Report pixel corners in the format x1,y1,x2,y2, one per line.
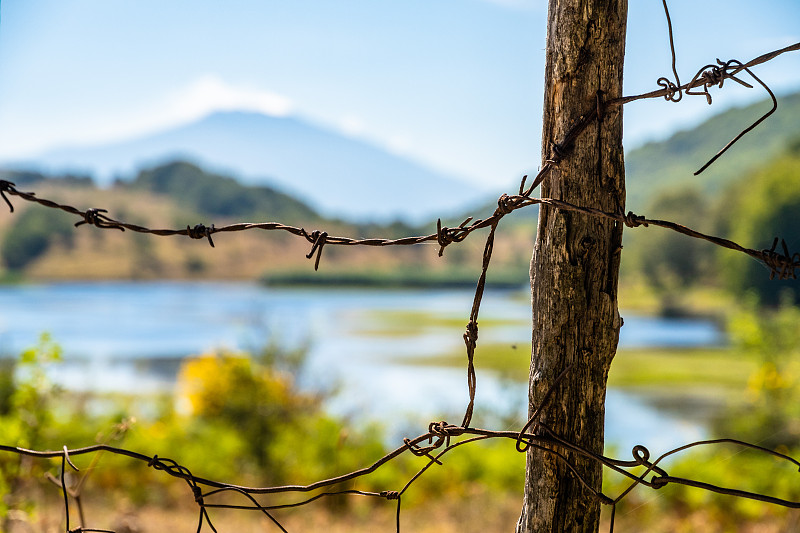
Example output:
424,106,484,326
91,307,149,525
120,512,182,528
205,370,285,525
1,207,75,270
714,298,800,447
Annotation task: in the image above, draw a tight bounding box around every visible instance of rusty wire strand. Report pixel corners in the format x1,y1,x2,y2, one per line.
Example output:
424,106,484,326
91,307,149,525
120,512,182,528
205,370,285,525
609,41,800,107
2,41,797,278
1,30,799,533
637,1,790,174
692,62,778,174
6,422,800,533
0,36,797,277
515,364,574,453
656,0,682,102
0,341,797,528
8,175,795,281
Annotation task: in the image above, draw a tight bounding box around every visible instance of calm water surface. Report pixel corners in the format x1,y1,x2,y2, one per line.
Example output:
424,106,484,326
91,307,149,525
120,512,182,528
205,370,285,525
0,281,722,451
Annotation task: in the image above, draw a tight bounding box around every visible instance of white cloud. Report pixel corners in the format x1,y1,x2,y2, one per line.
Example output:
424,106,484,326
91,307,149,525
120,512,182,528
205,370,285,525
0,77,297,157
168,75,295,121
338,114,368,137
385,134,413,156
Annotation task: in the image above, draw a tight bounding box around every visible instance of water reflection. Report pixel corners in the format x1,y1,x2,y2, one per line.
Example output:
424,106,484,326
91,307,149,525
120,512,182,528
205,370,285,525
0,281,717,449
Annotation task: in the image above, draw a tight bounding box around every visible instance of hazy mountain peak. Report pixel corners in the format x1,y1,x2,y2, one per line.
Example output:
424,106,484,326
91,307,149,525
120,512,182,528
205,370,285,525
7,110,486,223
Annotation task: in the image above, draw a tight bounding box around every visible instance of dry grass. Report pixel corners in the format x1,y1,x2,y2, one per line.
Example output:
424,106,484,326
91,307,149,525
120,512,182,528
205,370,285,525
0,182,536,282
9,488,524,533
12,490,799,533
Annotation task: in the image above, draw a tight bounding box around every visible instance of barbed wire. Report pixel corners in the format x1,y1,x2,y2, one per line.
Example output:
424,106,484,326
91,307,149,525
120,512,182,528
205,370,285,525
3,396,800,532
649,0,781,175
1,4,800,532
1,147,798,284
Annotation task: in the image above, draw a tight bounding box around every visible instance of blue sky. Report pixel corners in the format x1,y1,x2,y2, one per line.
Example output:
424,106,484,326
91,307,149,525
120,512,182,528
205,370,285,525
0,0,798,191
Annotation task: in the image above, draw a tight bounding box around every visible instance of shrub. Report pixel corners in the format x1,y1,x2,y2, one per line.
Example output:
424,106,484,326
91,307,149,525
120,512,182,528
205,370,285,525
1,207,75,270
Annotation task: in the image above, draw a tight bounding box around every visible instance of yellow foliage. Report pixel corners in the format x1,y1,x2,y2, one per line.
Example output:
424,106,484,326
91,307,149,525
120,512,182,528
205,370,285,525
176,351,294,418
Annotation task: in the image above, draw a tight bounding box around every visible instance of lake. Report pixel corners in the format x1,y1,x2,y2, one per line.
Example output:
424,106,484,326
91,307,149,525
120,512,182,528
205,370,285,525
0,281,723,452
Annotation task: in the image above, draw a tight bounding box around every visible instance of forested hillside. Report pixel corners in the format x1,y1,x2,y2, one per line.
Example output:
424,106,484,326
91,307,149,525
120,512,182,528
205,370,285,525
625,90,800,210
0,162,529,285
2,91,799,295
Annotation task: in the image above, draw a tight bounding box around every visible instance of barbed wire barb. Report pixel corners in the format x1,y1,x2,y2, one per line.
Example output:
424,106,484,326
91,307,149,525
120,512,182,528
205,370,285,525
0,17,799,533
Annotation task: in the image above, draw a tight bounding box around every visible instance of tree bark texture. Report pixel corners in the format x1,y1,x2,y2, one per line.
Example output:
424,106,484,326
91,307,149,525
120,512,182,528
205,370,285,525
517,1,627,532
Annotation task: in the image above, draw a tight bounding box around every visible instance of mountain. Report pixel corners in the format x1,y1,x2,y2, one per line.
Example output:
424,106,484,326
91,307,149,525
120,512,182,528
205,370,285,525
625,90,800,210
8,111,487,223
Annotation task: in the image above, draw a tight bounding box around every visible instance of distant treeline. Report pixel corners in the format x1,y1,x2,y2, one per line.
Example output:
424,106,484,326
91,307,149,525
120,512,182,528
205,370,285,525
623,137,800,307
0,161,434,280
2,129,800,302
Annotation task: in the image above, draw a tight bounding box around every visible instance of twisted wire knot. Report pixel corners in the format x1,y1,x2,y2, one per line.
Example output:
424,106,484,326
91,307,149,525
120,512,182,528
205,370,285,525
191,485,204,504
496,193,521,216
403,423,453,459
622,211,648,228
657,77,682,102
687,59,749,105
436,218,470,257
650,476,669,489
428,420,464,448
463,320,478,350
75,208,124,231
549,140,567,163
380,490,400,500
305,230,328,271
403,437,442,459
699,62,727,88
187,223,215,247
428,420,463,438
631,444,669,479
0,180,17,212
761,238,800,280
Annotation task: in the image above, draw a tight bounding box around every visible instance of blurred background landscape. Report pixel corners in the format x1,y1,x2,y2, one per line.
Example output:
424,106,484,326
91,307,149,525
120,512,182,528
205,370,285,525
0,1,799,531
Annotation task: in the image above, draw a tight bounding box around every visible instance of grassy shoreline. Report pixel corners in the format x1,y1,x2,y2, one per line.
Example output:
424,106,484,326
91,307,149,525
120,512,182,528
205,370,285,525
261,268,529,289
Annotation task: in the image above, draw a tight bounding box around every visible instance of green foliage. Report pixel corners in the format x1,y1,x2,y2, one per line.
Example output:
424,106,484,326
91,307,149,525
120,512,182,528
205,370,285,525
0,334,64,521
1,206,75,270
720,147,800,305
625,90,800,211
604,445,800,530
0,360,14,416
0,169,93,188
174,347,395,490
626,186,715,311
714,298,800,447
8,333,63,448
177,351,309,472
126,160,320,223
121,413,254,500
263,266,526,289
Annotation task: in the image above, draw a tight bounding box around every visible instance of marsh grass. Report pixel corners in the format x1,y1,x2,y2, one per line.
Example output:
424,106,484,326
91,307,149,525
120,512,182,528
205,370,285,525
353,309,527,337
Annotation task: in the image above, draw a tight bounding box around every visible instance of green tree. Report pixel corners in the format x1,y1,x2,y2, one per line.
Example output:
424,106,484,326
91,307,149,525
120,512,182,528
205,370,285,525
721,143,800,305
632,186,714,311
127,161,319,222
1,207,75,270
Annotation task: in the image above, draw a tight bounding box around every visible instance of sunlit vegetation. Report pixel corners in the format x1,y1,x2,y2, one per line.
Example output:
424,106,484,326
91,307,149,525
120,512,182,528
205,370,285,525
0,96,799,531
2,306,800,532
